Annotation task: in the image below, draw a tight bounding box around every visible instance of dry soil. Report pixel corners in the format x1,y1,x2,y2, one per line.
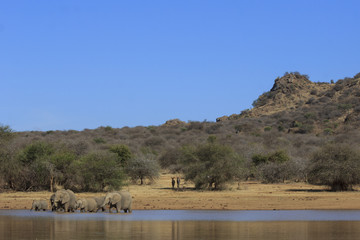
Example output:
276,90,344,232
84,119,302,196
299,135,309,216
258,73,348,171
1,172,360,210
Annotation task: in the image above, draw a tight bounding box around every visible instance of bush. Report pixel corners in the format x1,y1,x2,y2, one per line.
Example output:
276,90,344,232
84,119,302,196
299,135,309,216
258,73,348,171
158,148,183,170
126,153,160,185
109,144,132,167
258,161,294,183
252,150,290,166
180,139,243,190
252,150,292,183
0,124,14,143
307,144,360,191
77,152,125,191
93,137,106,144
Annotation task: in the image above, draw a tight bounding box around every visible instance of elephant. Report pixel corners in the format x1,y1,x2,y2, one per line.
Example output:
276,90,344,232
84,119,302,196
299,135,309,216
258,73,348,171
31,200,48,211
76,198,98,212
101,191,132,213
54,189,76,212
50,194,57,211
94,196,106,212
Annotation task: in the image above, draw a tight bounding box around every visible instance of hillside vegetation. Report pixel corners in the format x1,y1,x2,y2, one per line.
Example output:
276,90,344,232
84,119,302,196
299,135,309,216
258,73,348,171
1,72,360,192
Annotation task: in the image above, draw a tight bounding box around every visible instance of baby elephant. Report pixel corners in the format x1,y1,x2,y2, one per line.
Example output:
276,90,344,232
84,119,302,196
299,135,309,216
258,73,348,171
76,198,98,212
31,200,48,211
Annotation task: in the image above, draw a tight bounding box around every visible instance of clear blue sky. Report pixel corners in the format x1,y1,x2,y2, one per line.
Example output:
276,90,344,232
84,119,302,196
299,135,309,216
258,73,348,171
1,1,359,131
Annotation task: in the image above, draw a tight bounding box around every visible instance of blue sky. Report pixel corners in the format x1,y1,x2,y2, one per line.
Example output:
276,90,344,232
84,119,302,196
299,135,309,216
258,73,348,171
1,1,359,131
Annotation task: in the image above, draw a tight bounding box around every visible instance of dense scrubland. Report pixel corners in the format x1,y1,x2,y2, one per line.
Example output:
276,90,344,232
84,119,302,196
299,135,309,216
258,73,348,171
2,72,360,193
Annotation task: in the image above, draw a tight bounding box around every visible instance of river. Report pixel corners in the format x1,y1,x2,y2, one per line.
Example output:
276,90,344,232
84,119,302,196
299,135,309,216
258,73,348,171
1,210,360,239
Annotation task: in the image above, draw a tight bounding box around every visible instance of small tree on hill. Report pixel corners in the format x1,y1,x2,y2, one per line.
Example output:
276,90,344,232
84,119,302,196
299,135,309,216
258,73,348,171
307,144,360,191
252,150,293,183
109,144,132,167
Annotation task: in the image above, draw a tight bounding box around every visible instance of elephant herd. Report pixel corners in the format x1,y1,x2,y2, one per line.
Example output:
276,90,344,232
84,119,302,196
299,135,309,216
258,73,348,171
31,189,132,213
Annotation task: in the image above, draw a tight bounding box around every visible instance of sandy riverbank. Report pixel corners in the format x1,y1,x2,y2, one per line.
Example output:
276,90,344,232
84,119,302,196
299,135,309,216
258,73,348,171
1,172,360,210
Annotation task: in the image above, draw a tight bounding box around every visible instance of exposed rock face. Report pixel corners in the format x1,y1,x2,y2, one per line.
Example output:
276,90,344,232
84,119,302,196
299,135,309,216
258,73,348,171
221,73,333,119
163,119,186,127
217,72,360,133
216,116,229,122
270,73,313,93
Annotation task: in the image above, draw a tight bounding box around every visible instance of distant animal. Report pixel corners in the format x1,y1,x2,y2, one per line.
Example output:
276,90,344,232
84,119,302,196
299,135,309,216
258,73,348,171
101,191,132,213
31,200,48,211
176,177,180,189
171,177,175,189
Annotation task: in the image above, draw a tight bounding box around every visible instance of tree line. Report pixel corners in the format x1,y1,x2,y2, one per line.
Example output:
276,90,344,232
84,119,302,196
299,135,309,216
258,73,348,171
1,124,360,192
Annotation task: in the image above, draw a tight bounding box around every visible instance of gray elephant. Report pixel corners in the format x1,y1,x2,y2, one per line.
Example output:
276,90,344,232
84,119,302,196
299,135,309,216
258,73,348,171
31,200,48,211
50,194,57,211
76,198,98,212
101,191,132,213
54,189,76,212
94,196,106,212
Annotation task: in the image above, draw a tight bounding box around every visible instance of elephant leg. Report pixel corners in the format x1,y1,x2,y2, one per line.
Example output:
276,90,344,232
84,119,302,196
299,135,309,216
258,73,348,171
64,203,69,212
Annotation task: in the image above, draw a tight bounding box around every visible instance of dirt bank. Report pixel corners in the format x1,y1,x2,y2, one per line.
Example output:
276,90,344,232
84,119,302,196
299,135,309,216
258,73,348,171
1,173,360,210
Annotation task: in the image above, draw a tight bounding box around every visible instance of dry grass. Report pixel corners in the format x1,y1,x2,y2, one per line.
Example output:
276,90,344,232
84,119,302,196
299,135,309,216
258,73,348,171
2,172,360,210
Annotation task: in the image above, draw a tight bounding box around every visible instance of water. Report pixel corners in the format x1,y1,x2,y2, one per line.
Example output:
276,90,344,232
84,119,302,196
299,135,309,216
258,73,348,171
1,210,360,239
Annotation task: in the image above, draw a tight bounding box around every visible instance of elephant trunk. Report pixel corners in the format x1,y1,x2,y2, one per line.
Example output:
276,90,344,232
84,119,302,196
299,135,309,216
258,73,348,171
100,197,110,208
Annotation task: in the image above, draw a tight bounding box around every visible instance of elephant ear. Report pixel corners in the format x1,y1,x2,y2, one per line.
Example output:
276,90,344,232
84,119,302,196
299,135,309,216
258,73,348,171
111,193,121,204
62,192,70,203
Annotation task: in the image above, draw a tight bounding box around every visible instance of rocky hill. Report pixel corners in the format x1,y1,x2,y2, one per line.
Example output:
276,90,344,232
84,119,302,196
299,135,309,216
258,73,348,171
217,72,360,134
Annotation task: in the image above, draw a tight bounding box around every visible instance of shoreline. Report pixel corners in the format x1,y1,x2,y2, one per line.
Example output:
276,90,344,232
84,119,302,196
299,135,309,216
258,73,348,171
1,173,360,211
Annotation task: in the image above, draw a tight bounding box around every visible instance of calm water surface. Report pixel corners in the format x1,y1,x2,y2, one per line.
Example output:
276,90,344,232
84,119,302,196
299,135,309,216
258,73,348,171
1,210,360,239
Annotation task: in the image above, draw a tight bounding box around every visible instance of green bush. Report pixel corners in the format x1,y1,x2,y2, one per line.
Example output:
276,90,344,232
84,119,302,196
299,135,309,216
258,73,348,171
180,140,242,190
252,150,292,183
264,126,272,132
126,153,160,185
77,152,125,191
109,144,132,167
93,137,106,144
307,144,360,191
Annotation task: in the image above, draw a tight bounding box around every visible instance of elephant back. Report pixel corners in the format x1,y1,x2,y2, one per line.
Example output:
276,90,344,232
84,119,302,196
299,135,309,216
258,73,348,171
86,198,98,212
94,196,105,206
66,189,77,210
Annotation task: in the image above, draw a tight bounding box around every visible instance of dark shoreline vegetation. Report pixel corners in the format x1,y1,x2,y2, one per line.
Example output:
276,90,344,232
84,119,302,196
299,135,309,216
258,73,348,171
1,72,360,192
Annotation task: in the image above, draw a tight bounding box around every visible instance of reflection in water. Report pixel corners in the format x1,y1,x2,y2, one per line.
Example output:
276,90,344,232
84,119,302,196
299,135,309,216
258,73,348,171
1,212,360,239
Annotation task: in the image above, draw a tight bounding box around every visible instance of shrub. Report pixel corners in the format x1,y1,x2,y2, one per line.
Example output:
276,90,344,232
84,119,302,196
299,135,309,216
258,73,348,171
187,121,204,131
93,137,106,144
307,144,360,191
18,142,54,165
126,153,160,185
252,150,290,166
158,148,182,170
77,152,125,191
264,126,272,132
109,144,132,167
0,124,14,143
252,150,292,183
180,139,243,190
258,161,294,183
354,72,360,79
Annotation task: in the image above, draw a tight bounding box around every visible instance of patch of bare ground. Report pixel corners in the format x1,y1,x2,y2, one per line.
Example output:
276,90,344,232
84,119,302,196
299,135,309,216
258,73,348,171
1,172,360,210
